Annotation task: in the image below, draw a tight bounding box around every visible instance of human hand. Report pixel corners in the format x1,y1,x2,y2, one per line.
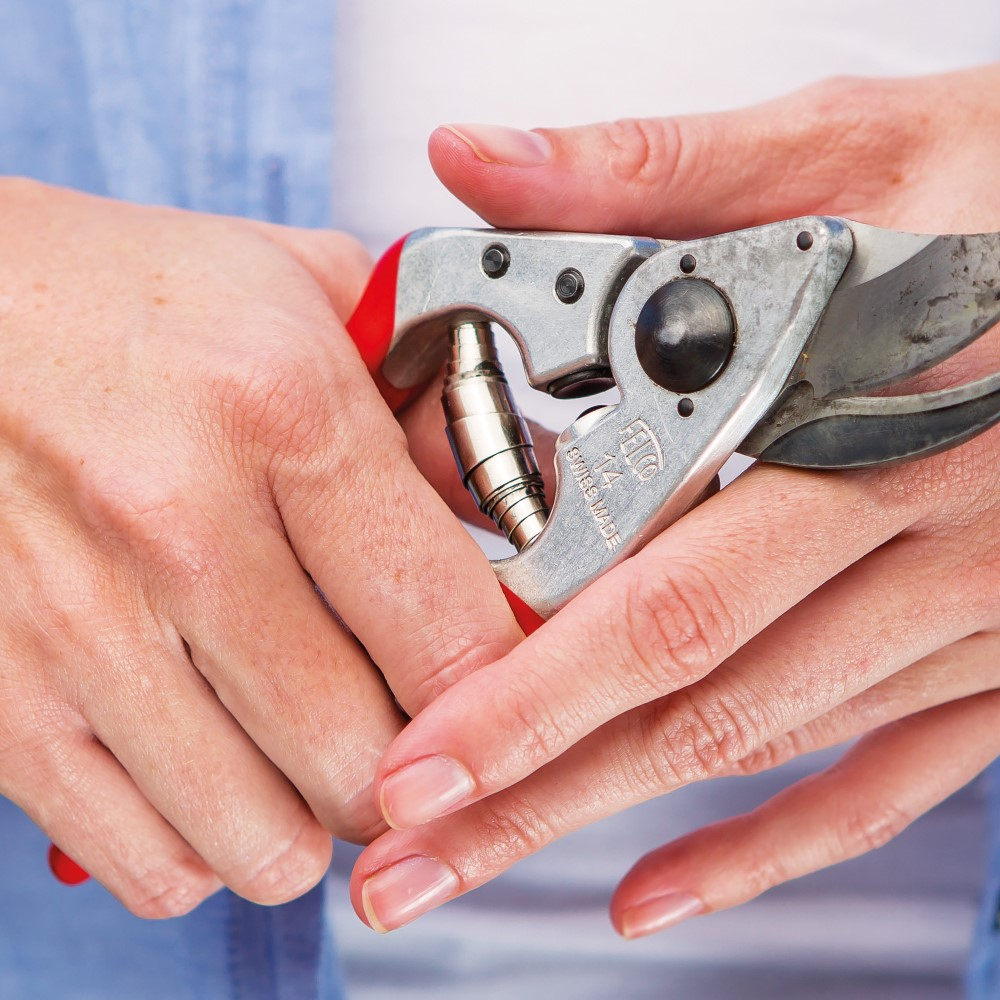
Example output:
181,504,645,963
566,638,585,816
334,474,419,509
0,180,522,916
348,65,1000,936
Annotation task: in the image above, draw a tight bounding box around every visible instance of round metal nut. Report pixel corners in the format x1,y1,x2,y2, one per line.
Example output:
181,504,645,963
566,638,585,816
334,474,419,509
554,268,585,303
482,244,510,278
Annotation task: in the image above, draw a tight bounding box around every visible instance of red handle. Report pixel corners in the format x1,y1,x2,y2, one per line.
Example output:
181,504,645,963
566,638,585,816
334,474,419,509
501,584,545,635
49,844,89,885
346,235,412,414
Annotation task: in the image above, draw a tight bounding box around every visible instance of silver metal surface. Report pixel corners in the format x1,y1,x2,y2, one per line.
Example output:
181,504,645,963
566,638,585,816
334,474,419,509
796,223,1000,397
493,218,853,616
742,224,1000,465
393,218,1000,619
384,229,661,391
747,370,1000,468
442,322,548,550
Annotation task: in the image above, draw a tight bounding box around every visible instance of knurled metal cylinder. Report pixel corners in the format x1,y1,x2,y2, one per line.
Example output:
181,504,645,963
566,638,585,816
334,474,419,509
442,321,548,550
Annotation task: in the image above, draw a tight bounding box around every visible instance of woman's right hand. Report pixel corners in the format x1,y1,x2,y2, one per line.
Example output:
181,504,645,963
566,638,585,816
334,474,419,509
0,179,522,916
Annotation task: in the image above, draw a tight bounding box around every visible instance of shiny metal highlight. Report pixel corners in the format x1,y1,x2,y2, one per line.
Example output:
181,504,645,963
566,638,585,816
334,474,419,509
442,322,548,550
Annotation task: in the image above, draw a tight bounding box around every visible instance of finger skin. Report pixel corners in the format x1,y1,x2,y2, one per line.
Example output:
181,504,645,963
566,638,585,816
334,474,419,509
347,514,998,929
370,464,928,829
611,691,1000,938
349,437,997,926
0,469,338,904
343,64,1000,934
0,178,522,913
0,718,223,918
730,631,1000,776
386,57,1000,823
429,66,1000,236
267,360,525,715
154,504,405,845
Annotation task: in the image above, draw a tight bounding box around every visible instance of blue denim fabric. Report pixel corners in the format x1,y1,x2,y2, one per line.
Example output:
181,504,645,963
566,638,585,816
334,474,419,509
0,0,334,226
0,2,342,997
968,760,1000,999
0,797,341,1000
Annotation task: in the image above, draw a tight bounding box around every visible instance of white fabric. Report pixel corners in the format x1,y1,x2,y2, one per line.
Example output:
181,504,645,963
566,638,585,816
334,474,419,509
327,4,1000,997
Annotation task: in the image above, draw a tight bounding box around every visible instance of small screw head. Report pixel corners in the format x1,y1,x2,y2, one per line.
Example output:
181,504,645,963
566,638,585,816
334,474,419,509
555,268,585,304
677,397,695,417
679,254,697,274
482,244,510,278
796,231,814,251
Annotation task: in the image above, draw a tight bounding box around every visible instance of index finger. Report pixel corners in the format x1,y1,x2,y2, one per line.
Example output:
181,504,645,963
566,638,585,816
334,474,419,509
265,314,524,718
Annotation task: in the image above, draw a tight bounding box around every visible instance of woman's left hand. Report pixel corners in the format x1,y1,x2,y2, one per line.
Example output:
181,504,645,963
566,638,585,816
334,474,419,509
352,67,1000,937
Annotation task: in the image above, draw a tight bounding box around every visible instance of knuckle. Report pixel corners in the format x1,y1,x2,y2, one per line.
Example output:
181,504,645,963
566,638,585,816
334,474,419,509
834,797,913,858
275,370,409,503
402,617,516,712
649,686,766,784
206,352,338,463
0,721,75,793
121,861,220,919
90,488,220,598
729,729,806,778
618,561,736,692
70,451,224,599
228,819,331,904
474,790,556,863
795,75,901,143
614,708,686,794
0,666,78,765
603,117,682,188
741,846,791,901
493,670,575,772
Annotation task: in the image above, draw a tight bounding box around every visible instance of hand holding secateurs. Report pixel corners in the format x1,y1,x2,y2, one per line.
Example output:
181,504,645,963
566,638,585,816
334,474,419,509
351,218,1000,624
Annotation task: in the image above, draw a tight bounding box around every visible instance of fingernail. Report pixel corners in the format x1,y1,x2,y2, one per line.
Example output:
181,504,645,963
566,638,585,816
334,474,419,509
620,891,705,940
443,124,552,167
380,755,475,829
361,856,459,933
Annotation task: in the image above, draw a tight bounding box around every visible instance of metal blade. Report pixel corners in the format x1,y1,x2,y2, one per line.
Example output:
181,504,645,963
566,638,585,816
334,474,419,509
799,222,1000,398
749,371,1000,468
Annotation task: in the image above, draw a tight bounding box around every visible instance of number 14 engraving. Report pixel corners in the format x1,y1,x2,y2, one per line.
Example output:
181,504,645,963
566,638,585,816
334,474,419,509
592,453,623,489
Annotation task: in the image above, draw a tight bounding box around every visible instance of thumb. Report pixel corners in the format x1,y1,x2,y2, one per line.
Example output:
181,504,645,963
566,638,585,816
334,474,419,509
428,77,928,239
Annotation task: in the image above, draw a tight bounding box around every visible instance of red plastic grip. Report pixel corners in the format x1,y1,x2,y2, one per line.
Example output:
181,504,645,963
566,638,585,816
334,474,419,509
501,584,545,636
346,235,412,414
48,844,90,885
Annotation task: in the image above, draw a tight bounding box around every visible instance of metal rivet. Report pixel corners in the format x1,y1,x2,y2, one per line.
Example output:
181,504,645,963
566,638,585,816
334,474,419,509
796,231,814,252
678,397,695,417
555,268,585,304
680,254,697,274
482,244,510,278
